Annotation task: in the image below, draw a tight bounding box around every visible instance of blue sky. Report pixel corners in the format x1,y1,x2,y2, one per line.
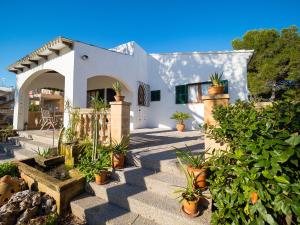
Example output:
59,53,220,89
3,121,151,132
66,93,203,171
0,0,299,87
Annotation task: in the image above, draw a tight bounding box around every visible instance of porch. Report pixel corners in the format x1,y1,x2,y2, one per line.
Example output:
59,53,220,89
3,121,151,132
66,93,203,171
10,128,203,163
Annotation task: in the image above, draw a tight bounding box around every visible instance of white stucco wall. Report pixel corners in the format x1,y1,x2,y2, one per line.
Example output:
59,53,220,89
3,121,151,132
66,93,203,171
148,51,253,129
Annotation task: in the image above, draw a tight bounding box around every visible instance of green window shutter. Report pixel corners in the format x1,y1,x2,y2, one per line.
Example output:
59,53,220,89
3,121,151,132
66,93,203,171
175,85,188,104
221,80,229,94
151,90,161,101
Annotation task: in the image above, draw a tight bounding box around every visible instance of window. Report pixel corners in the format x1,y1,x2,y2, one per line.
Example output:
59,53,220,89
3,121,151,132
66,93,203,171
106,88,116,103
175,80,228,104
175,85,188,104
151,90,161,101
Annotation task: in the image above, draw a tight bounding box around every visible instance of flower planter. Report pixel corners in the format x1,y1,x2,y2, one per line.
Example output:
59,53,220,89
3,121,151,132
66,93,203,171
187,166,207,189
176,123,185,132
95,170,108,185
114,95,125,102
208,86,224,95
182,197,199,216
112,153,125,169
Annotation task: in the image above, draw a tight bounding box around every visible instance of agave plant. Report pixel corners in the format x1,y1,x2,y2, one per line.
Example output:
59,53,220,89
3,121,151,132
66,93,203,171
111,135,130,154
210,72,223,87
112,81,122,96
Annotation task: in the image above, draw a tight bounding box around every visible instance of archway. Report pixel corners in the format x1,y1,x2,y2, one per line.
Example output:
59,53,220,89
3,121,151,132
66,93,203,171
87,75,132,107
15,70,65,130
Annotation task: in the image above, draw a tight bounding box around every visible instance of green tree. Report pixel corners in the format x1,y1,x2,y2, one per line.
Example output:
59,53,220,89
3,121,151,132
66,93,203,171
232,26,300,99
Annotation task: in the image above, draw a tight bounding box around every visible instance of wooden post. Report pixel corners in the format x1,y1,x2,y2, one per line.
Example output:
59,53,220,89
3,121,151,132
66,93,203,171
110,101,131,143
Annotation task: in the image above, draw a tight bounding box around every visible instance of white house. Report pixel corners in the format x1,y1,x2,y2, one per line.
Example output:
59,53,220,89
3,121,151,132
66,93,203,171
7,37,253,130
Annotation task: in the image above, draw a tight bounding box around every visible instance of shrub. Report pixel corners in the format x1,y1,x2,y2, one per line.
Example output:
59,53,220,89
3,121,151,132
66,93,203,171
0,162,19,177
206,100,300,224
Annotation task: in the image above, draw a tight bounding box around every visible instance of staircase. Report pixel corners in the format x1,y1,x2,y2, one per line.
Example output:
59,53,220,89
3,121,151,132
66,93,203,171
71,129,211,225
2,130,59,161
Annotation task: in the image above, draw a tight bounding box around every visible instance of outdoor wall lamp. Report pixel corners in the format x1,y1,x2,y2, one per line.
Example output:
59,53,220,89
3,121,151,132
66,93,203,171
81,55,88,60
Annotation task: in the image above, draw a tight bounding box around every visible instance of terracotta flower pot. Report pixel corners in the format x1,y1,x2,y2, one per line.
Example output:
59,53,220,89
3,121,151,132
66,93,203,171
176,123,185,132
114,95,125,102
112,153,125,169
208,86,224,95
251,192,258,204
95,171,108,185
187,166,207,189
182,197,199,215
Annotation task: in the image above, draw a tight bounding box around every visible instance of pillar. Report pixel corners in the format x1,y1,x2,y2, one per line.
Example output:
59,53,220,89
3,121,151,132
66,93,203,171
203,94,230,156
110,101,131,143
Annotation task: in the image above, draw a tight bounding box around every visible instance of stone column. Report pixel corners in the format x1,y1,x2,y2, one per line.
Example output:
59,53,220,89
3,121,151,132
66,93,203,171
110,101,131,143
203,94,229,156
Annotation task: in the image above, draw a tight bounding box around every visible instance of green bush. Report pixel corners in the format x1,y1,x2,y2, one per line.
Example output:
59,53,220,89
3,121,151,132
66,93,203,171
206,100,300,225
0,162,19,177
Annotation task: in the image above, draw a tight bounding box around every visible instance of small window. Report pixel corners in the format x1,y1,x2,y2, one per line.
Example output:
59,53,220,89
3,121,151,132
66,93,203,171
151,90,161,101
175,85,188,104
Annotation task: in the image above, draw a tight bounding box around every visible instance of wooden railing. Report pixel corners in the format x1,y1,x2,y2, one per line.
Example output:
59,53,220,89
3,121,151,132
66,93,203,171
76,108,111,144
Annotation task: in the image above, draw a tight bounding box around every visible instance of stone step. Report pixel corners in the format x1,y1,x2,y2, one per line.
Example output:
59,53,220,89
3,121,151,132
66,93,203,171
9,137,56,153
13,147,37,160
71,194,158,225
18,130,59,146
0,143,36,162
112,166,185,197
86,182,211,225
126,151,183,176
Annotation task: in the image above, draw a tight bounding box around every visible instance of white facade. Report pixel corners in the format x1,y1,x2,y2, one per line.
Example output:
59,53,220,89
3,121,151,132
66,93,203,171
8,37,253,130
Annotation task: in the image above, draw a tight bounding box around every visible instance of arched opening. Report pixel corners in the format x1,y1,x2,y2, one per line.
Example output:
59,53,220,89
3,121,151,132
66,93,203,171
17,70,65,130
87,75,132,107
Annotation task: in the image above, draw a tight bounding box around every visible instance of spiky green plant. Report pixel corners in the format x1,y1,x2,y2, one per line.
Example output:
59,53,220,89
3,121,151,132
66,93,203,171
112,81,122,95
174,158,202,202
175,144,207,169
210,72,223,87
111,135,130,154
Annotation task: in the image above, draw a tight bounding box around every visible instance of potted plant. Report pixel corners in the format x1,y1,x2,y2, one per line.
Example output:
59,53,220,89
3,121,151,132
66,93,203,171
112,81,125,102
170,112,191,132
208,72,224,95
77,141,111,184
111,135,130,169
174,158,203,216
94,148,111,185
175,145,208,190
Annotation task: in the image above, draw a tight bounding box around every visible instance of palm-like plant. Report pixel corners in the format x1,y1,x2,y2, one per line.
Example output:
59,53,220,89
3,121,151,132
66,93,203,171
210,72,223,87
170,112,191,125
